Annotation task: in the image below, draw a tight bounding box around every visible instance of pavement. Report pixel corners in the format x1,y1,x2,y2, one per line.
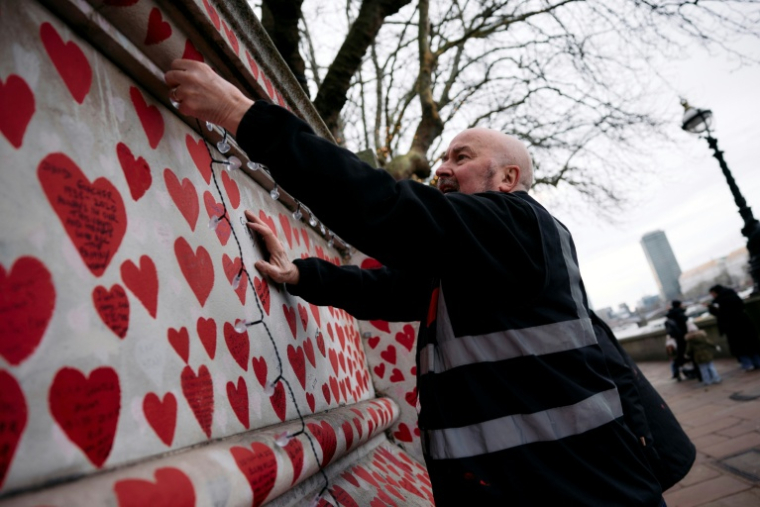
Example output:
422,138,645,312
637,358,760,506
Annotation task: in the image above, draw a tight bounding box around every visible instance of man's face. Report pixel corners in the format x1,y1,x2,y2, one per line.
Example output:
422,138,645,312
435,130,499,195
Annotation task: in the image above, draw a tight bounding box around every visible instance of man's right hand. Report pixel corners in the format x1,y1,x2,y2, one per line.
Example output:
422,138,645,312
245,210,300,285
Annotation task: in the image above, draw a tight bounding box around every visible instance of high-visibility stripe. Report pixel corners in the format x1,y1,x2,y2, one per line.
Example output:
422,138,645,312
426,388,624,460
553,218,590,322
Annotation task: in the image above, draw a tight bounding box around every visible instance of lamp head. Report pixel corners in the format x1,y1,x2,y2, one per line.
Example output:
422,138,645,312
680,98,713,134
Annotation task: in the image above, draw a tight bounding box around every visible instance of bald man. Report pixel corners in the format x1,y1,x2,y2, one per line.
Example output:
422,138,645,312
167,60,692,506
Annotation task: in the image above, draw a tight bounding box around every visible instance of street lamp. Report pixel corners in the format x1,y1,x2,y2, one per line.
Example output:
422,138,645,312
681,99,760,295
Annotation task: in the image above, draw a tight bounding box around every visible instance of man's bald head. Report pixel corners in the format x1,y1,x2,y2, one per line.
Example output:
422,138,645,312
464,128,534,191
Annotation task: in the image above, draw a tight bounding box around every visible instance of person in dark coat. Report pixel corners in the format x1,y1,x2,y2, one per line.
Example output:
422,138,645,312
665,301,700,381
708,285,760,370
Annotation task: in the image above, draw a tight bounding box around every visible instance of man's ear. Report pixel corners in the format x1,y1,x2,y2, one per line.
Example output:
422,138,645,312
497,165,521,193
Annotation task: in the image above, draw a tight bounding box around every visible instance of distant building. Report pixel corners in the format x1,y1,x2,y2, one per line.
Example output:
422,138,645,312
641,230,682,301
679,247,751,298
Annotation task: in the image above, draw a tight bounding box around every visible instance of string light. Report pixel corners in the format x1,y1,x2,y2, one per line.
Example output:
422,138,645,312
309,212,318,227
319,223,326,235
170,98,180,109
327,232,334,249
205,121,215,131
274,430,292,447
292,202,303,221
217,130,230,154
231,270,243,289
269,184,280,201
246,161,261,171
208,215,223,231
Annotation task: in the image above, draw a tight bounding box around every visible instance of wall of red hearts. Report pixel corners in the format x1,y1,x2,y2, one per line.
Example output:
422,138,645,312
0,0,431,505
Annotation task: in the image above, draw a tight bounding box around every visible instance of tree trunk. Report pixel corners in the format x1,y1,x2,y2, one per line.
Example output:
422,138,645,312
261,0,309,94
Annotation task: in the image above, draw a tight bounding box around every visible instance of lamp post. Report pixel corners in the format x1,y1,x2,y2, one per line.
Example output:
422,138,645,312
681,99,760,295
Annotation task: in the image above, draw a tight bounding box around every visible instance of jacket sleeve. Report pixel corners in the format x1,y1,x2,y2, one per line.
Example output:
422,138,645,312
235,102,545,301
286,257,429,322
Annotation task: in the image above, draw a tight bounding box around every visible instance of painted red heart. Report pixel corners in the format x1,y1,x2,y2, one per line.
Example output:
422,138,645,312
182,38,204,62
227,376,249,428
251,356,267,387
92,284,129,339
369,320,391,333
328,349,340,376
330,485,359,507
340,379,347,401
393,423,413,443
278,213,293,249
336,326,346,350
306,392,316,412
49,367,120,467
204,191,230,245
144,7,172,45
389,368,404,383
116,142,152,201
367,336,380,349
167,327,189,363
373,363,385,379
321,383,331,404
360,258,383,270
352,418,363,440
174,237,214,307
405,388,417,407
301,228,311,252
164,168,199,231
142,392,177,446
287,344,306,389
253,276,270,315
297,304,309,332
284,438,303,485
380,345,397,365
283,304,298,339
38,153,127,277
269,382,287,421
342,470,360,488
114,467,195,507
196,317,216,359
327,323,334,341
222,254,247,305
262,74,274,100
307,421,337,467
316,331,326,357
220,170,240,209
354,465,379,488
231,443,276,507
330,376,341,404
341,421,354,451
40,22,92,103
221,21,239,54
245,51,260,80
315,245,325,261
338,352,346,373
185,134,212,184
0,75,35,149
202,0,221,30
303,337,316,368
0,371,27,488
257,210,276,235
121,255,158,318
223,322,249,371
395,324,415,352
180,365,214,438
130,86,163,149
0,257,55,365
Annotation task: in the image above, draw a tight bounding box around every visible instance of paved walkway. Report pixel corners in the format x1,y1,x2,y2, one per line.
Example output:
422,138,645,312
637,358,760,506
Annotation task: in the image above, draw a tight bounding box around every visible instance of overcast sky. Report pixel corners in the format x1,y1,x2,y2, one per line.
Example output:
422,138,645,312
544,42,760,310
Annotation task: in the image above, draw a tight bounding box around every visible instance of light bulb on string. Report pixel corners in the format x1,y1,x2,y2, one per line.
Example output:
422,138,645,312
292,203,303,221
217,139,231,154
264,379,277,397
205,121,215,131
274,431,291,447
320,223,326,235
234,319,248,333
247,161,261,171
327,233,334,249
309,213,318,227
231,271,243,290
208,215,222,231
226,155,242,171
170,98,181,109
270,185,280,201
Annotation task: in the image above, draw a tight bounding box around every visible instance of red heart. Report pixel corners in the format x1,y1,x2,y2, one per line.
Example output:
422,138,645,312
253,276,270,315
258,210,276,235
410,366,417,376
393,423,413,443
202,0,221,30
301,228,310,252
167,327,189,363
164,168,199,231
373,363,385,379
92,284,129,338
380,345,397,365
40,22,92,103
142,392,177,446
338,352,346,373
223,322,250,371
227,377,250,429
0,257,55,365
340,379,347,401
231,443,277,507
336,326,346,350
130,86,163,149
182,38,204,62
330,376,340,404
0,75,35,149
405,388,417,407
360,258,383,270
180,365,214,438
369,320,391,333
245,51,260,80
0,371,27,488
367,336,380,349
329,349,339,376
389,368,404,383
306,392,316,412
278,213,293,249
116,142,152,201
316,331,326,357
121,255,158,318
354,465,378,488
284,438,303,485
221,170,241,209
221,21,239,55
353,418,363,440
114,467,195,507
297,303,309,331
262,74,275,100
283,304,298,339
398,477,425,499
222,254,247,305
251,356,267,387
185,134,212,184
321,383,331,404
49,367,120,467
341,420,354,451
269,382,287,421
287,344,306,389
204,191,230,245
327,323,334,341
174,237,214,307
303,337,316,368
196,317,216,359
395,324,415,352
342,471,360,488
307,421,337,467
331,485,359,507
144,7,172,45
38,153,127,277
